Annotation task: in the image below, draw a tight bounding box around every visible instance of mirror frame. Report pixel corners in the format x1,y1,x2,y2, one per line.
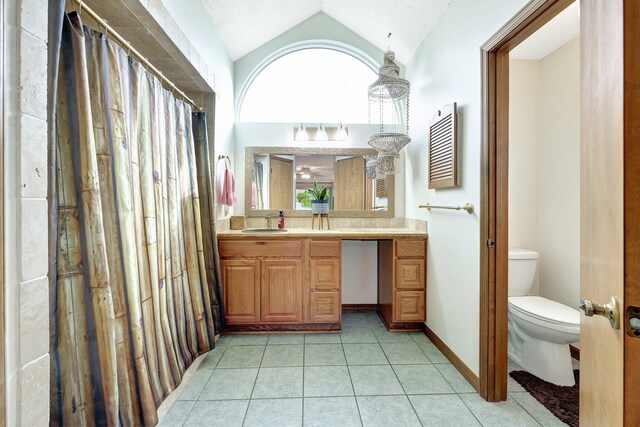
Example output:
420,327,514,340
245,146,394,218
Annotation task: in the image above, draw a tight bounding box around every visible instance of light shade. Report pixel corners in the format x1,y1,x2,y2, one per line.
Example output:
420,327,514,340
299,167,312,180
314,124,328,141
335,123,348,141
295,123,309,141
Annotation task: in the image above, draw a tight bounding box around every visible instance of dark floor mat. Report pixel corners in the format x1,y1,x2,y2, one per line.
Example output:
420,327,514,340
509,369,578,427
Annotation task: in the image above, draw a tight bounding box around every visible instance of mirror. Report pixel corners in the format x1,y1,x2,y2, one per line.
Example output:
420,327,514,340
245,147,394,217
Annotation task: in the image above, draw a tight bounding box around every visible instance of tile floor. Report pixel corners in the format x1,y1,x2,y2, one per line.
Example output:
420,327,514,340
161,311,570,426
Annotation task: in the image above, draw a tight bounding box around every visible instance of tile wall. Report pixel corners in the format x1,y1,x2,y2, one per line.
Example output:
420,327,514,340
11,0,50,424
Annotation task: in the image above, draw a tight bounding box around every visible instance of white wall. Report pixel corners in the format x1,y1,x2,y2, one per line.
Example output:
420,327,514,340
539,38,581,309
161,0,236,220
509,59,541,295
234,12,392,112
342,241,378,304
538,38,581,309
510,38,581,309
404,0,529,375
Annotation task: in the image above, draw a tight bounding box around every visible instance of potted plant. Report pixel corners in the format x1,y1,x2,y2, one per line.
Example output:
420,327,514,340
307,179,330,214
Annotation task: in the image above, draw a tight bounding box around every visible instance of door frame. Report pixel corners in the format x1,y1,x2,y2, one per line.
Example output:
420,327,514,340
479,0,575,402
623,1,640,423
0,0,5,421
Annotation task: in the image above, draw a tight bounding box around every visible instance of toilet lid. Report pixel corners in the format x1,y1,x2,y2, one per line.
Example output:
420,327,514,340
509,296,580,326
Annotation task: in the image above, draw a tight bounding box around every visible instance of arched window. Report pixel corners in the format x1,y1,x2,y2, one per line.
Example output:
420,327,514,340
238,48,377,124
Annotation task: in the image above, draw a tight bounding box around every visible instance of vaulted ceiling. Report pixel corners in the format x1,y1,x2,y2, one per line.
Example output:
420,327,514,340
200,0,451,63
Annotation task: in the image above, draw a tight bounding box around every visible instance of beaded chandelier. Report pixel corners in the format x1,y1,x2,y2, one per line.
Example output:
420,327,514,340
367,34,411,176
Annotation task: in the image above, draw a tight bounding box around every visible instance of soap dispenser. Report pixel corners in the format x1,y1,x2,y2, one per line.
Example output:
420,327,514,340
278,211,285,229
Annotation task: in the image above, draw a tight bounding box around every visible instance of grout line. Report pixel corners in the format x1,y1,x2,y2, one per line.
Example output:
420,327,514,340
175,340,234,425
507,392,545,426
457,393,485,426
301,344,305,426
341,337,364,427
434,363,470,395
176,400,196,427
211,338,231,370
197,393,440,401
240,344,267,426
192,370,214,402
380,340,425,426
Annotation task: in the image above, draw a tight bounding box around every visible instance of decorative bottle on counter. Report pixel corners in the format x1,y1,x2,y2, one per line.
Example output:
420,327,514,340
278,211,285,229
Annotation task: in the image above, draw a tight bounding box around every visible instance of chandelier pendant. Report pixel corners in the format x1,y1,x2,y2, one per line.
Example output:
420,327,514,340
367,34,411,177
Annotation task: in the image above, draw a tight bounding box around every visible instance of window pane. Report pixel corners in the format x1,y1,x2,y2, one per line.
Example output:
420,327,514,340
239,49,377,123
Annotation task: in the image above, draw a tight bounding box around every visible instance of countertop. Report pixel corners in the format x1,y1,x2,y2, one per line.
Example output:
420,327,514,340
218,228,428,240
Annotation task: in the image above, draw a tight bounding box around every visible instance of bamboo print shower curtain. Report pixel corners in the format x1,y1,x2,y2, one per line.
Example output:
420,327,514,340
52,12,216,426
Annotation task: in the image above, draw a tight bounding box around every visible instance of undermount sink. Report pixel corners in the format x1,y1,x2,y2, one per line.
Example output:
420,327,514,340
241,228,288,233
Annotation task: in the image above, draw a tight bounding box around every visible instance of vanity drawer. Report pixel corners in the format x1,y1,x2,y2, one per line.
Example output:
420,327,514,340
219,240,303,258
310,259,341,291
394,291,425,322
395,240,426,258
395,259,425,290
309,240,341,258
309,291,341,323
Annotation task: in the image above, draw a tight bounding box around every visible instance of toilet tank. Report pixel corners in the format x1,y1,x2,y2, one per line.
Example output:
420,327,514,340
508,249,539,297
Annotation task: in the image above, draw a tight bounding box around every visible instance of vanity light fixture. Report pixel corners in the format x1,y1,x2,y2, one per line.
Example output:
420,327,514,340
314,123,328,141
335,123,348,141
292,124,349,141
295,123,309,141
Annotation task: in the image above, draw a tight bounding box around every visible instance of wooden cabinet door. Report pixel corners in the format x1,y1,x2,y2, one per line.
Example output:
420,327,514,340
395,259,425,290
222,260,261,324
394,291,425,322
310,259,340,291
261,260,303,323
310,291,340,323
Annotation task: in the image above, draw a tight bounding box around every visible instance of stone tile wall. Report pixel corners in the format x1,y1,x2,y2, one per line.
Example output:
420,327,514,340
12,0,50,425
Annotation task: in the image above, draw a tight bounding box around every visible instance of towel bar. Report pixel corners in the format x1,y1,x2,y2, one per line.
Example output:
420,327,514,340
418,203,474,214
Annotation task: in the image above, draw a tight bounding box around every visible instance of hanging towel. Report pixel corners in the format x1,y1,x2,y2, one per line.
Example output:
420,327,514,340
220,157,237,206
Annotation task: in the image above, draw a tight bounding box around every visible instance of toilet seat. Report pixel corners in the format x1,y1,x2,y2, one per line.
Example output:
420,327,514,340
508,296,580,333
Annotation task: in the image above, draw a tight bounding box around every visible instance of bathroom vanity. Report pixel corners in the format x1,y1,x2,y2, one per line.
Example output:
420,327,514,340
218,229,427,333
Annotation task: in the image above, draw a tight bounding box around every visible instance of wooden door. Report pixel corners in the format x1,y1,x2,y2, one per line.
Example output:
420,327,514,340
334,157,365,210
221,260,261,324
0,0,4,422
269,156,293,210
261,260,303,323
581,0,640,424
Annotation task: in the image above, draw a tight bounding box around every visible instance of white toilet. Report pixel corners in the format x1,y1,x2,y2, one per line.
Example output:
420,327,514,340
508,248,580,386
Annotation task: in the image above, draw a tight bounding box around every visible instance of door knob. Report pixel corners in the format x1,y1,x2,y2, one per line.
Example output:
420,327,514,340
580,296,620,329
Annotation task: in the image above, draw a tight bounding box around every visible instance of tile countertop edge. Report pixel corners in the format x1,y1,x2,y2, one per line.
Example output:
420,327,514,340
217,228,428,239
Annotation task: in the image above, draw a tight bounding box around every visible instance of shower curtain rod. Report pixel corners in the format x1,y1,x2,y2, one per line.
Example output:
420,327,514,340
70,0,203,111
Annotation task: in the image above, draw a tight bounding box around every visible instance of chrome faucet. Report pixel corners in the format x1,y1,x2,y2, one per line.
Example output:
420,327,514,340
264,214,273,229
